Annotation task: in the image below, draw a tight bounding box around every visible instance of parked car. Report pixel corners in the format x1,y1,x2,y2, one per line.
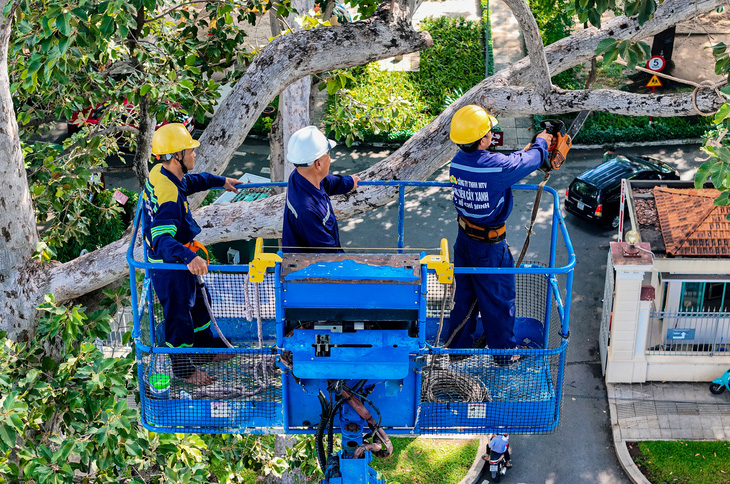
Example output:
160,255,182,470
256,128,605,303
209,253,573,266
564,155,680,228
67,100,194,137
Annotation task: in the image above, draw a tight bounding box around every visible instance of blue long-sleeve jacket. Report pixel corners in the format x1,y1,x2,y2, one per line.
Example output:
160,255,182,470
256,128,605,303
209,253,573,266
449,138,549,226
282,170,355,252
142,164,225,263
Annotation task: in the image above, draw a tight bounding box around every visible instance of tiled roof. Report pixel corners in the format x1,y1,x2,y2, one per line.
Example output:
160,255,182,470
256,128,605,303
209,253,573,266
653,187,730,257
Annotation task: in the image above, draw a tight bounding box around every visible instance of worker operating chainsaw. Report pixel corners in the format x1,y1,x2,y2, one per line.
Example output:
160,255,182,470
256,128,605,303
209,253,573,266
443,105,553,363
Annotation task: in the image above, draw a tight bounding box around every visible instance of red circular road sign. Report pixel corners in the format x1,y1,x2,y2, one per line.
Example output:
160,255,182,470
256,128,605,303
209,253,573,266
646,55,665,72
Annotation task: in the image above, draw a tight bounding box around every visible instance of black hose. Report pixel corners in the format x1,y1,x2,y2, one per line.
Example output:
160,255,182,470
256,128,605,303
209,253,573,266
315,391,330,473
326,395,349,457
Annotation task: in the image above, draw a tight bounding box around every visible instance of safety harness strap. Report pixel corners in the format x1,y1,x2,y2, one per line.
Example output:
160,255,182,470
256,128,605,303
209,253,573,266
457,216,506,244
515,170,550,267
184,240,210,264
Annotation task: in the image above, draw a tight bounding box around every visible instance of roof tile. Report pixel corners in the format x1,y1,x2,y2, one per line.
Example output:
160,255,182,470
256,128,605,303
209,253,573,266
653,187,730,257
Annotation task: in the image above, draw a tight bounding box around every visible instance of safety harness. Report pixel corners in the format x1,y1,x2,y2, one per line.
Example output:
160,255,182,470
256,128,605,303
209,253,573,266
457,216,506,244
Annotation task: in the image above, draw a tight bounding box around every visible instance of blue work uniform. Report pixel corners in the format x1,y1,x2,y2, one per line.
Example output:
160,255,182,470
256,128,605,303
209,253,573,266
445,138,549,351
142,164,227,377
282,169,355,252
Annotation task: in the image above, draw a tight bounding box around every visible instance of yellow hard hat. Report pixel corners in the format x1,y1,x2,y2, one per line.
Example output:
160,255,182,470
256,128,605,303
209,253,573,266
449,105,498,145
151,123,200,156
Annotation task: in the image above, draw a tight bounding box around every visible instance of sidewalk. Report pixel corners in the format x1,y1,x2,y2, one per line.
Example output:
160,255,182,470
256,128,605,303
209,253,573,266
607,382,730,483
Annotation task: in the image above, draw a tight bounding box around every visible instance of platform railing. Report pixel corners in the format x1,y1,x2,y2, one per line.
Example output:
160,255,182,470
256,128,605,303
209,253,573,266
127,180,575,434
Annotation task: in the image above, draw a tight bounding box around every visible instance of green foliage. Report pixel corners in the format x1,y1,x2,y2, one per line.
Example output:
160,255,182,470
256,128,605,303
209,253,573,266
369,437,479,484
415,17,485,114
528,0,572,46
632,440,730,484
695,85,730,217
535,112,714,145
481,0,494,77
325,16,485,144
0,287,290,483
53,187,138,262
595,38,651,71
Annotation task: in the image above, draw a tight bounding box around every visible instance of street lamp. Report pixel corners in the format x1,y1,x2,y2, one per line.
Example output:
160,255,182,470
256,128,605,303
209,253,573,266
623,230,641,257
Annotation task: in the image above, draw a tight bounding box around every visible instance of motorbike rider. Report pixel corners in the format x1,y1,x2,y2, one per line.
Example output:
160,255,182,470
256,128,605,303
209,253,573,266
486,433,511,468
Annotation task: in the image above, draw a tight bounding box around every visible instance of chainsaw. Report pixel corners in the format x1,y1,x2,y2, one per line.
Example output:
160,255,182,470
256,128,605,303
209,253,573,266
515,110,591,267
536,110,591,170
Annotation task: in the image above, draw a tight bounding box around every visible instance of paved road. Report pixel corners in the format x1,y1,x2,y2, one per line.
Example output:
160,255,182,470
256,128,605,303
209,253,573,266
102,137,706,483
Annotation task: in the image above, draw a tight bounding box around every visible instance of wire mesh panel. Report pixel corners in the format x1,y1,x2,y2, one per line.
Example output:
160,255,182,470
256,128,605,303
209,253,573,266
417,348,565,434
137,347,283,433
417,265,567,434
135,270,283,433
143,272,278,347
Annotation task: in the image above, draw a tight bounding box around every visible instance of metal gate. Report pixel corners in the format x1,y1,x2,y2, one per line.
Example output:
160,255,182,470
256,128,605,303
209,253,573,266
599,251,615,375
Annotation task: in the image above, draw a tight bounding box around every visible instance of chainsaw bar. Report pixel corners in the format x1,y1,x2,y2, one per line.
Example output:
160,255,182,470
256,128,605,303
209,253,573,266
566,110,592,140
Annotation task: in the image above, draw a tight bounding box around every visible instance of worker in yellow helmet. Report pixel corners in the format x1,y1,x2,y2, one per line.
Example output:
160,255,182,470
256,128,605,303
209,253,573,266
143,123,241,386
444,105,553,364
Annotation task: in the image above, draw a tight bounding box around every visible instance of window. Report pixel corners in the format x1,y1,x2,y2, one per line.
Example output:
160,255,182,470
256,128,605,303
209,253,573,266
679,282,729,312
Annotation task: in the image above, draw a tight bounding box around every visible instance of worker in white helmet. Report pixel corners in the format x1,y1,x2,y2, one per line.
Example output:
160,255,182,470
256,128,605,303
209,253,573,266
282,126,360,252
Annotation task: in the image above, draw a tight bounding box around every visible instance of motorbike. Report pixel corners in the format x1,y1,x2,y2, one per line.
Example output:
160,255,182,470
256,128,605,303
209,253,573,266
485,434,510,482
709,368,730,394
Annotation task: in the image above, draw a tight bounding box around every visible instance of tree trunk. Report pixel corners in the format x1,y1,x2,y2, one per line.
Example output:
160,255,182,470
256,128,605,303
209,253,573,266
268,0,314,191
0,1,43,340
269,113,286,193
132,96,154,187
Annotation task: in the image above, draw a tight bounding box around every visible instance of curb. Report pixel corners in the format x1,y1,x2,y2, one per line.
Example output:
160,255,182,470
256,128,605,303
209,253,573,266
606,383,652,484
458,436,490,484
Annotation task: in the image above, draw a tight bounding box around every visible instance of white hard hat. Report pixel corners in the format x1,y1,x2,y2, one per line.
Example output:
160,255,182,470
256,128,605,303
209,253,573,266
287,126,337,166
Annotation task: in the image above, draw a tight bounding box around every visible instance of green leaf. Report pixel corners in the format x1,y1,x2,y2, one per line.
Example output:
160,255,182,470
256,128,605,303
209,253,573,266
140,84,151,96
57,13,70,36
0,425,16,449
587,8,600,27
713,103,730,124
714,191,730,206
595,38,618,55
637,0,656,25
185,54,197,66
694,161,713,188
602,48,619,65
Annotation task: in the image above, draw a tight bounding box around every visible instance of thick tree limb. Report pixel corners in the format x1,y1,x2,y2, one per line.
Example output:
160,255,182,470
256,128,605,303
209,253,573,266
190,0,432,207
501,0,551,97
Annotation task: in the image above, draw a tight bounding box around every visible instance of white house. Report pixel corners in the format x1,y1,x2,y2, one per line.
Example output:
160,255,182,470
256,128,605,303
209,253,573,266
602,179,730,383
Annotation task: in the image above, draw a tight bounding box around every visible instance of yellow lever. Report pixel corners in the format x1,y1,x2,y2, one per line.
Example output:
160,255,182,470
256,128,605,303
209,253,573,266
248,238,282,282
420,238,453,284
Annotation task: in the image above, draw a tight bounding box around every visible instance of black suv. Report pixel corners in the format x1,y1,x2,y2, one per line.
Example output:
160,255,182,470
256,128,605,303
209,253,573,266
564,155,679,228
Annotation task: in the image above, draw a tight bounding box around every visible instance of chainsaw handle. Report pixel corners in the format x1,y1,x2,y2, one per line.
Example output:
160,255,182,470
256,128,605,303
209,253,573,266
539,119,566,137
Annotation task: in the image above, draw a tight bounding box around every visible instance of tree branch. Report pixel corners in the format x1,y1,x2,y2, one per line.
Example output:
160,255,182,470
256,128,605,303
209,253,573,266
501,0,551,97
189,0,432,207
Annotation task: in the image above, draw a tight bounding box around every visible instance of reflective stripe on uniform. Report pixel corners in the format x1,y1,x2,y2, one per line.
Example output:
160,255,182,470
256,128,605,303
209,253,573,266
322,204,330,226
151,224,177,240
451,162,503,174
286,193,299,218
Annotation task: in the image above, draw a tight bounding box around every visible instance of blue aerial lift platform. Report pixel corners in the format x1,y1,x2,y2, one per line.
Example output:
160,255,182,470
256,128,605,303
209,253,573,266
127,181,576,483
